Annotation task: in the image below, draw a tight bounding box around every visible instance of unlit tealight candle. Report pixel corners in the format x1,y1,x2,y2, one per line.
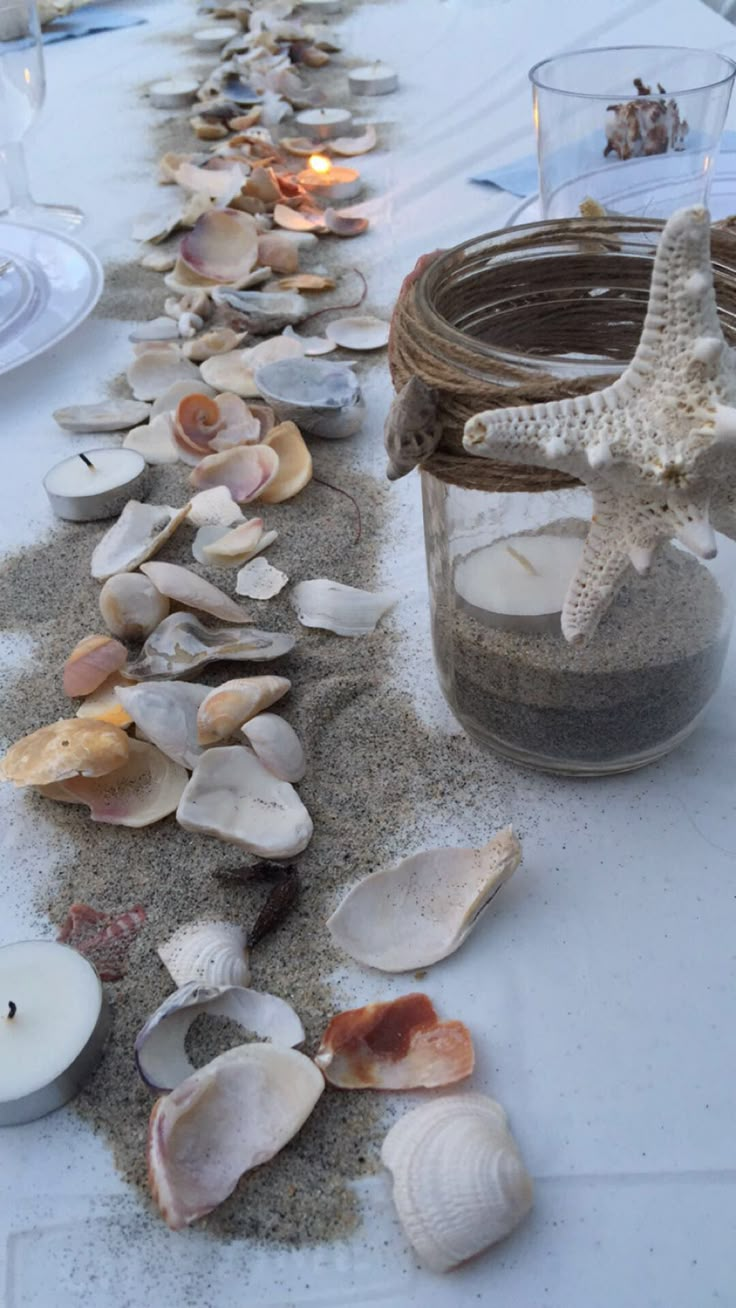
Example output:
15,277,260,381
44,448,146,522
348,62,398,95
295,107,353,141
455,534,584,633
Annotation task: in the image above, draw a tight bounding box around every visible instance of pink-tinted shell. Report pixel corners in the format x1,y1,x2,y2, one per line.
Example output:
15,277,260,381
63,635,128,698
173,392,224,455
57,901,146,981
189,445,280,503
179,209,258,285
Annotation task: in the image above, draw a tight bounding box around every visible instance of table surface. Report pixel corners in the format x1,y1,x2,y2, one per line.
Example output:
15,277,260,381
2,1,736,1305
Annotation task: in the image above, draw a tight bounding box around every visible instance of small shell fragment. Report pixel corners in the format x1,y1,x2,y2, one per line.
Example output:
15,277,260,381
139,561,251,624
200,517,265,566
187,486,244,527
177,745,312,858
291,579,397,636
63,635,128,698
315,993,474,1089
183,327,245,362
325,315,390,351
158,921,251,988
197,676,291,744
241,712,306,783
147,1045,324,1229
123,413,180,466
273,203,326,233
51,739,188,828
76,672,135,728
324,207,369,237
91,501,190,581
189,444,279,503
125,612,295,680
57,902,146,982
0,719,129,788
53,400,151,433
329,126,378,157
115,681,210,770
126,348,199,402
328,828,522,972
235,557,288,599
277,274,335,293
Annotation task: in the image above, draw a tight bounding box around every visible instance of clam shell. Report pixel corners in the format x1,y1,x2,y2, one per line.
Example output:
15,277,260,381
49,738,188,828
158,921,250,988
123,413,180,465
99,573,170,640
235,557,288,599
197,675,290,744
381,1094,533,1273
200,336,305,398
325,315,390,351
0,719,129,788
124,612,295,680
254,358,364,439
135,981,305,1091
147,1045,324,1229
213,288,309,334
187,486,244,527
63,634,128,697
291,579,397,635
116,681,211,769
189,444,279,503
126,348,199,401
139,561,251,624
315,993,474,1090
179,208,259,285
259,421,312,503
324,207,369,237
328,828,522,972
240,712,305,782
53,400,151,433
177,745,312,857
91,502,190,581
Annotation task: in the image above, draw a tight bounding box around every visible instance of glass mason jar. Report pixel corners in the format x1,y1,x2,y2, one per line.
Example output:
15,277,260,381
410,219,736,775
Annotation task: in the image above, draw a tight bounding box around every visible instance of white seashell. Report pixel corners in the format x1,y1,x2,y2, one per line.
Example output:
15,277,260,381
192,524,230,566
273,203,326,233
158,921,250,988
132,202,195,245
139,561,251,624
257,233,299,274
123,413,180,465
201,517,264,566
49,738,188,828
197,676,290,745
254,358,364,439
53,399,151,433
259,422,312,503
151,380,216,417
324,207,369,238
129,317,180,344
236,557,288,599
200,336,305,398
177,745,312,857
147,1044,324,1229
124,612,295,680
183,327,246,362
149,78,200,109
241,712,306,783
282,325,336,357
381,1094,533,1273
213,288,309,335
291,579,397,636
140,249,178,273
164,289,212,323
174,160,248,201
325,315,390,351
189,444,279,503
126,348,199,401
329,126,378,157
91,502,190,581
179,209,259,285
328,828,521,972
116,681,211,769
187,486,244,528
99,573,170,641
135,981,305,1091
178,312,203,338
270,230,318,252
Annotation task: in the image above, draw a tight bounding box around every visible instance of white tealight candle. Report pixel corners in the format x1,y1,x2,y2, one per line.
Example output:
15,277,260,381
43,448,146,522
455,534,584,634
191,24,240,50
295,107,353,141
0,941,110,1126
348,62,399,96
297,154,362,203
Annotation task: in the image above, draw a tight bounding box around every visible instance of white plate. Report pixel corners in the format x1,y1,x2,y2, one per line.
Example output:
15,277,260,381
504,168,736,228
0,222,103,375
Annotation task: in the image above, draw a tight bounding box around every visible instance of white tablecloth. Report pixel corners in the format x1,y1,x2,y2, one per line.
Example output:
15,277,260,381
2,2,736,1304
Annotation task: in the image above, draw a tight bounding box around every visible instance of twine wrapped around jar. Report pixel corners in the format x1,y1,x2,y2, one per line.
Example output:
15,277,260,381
387,217,736,493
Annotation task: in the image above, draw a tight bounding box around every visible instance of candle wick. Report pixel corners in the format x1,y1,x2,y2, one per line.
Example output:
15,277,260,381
7,1001,16,1020
79,453,95,470
506,544,538,576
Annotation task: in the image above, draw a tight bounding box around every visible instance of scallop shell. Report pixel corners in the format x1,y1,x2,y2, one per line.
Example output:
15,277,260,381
135,981,305,1091
259,422,312,503
63,634,128,697
139,561,251,624
235,557,288,599
0,719,129,788
124,413,180,465
179,208,259,285
158,921,251,988
124,612,295,680
328,828,521,972
53,399,151,433
187,486,244,527
49,739,188,828
126,348,199,401
115,681,211,769
197,675,290,744
325,315,389,351
240,713,305,782
147,1045,324,1229
324,207,369,237
254,359,364,439
189,444,279,503
99,573,171,641
315,993,474,1090
291,579,397,636
381,1094,533,1273
91,502,190,581
76,672,134,728
177,745,312,858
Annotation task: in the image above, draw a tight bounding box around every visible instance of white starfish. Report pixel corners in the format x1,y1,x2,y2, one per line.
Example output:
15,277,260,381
463,206,736,644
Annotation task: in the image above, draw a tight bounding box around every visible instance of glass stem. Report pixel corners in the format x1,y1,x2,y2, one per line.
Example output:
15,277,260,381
1,141,34,213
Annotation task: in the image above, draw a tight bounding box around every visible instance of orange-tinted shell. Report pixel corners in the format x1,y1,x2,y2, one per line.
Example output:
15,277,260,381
174,392,224,454
315,993,474,1090
0,719,130,787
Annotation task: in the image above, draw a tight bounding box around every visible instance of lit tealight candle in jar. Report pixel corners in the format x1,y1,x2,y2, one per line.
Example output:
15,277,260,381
297,153,363,203
455,534,584,634
348,62,399,96
295,107,353,141
0,941,110,1126
43,448,146,522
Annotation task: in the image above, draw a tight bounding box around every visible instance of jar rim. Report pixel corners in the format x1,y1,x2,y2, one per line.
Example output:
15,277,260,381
528,45,736,100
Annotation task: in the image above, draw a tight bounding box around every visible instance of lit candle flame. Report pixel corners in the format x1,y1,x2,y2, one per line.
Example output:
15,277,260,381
309,153,331,175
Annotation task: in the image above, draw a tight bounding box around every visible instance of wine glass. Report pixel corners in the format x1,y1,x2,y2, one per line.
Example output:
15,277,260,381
0,0,83,231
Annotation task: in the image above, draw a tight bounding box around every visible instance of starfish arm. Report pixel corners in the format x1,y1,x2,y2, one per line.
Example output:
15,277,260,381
561,510,633,645
463,389,623,480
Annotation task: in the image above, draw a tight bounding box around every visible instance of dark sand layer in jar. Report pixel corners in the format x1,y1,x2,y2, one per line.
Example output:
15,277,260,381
433,522,728,768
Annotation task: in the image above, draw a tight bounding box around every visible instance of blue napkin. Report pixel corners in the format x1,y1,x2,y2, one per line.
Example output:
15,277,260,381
471,129,736,197
42,5,145,43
